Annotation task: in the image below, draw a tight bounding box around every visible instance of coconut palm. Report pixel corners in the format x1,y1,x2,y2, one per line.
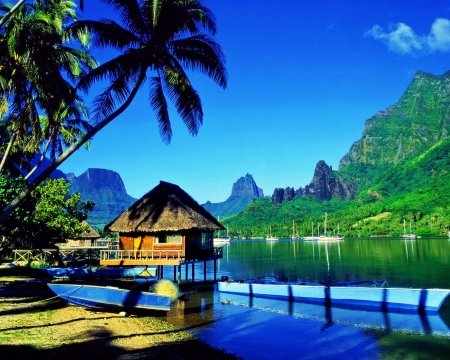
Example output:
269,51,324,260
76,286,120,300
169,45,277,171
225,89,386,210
0,0,85,28
0,0,96,173
0,0,227,222
69,0,227,143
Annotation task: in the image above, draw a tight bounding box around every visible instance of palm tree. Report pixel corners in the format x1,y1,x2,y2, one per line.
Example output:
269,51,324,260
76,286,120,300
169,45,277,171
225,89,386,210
69,0,227,143
0,0,96,173
0,0,85,28
0,0,227,222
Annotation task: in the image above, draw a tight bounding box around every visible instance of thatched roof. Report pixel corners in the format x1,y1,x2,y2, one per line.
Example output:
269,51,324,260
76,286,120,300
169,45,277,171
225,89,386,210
81,221,100,238
105,181,225,234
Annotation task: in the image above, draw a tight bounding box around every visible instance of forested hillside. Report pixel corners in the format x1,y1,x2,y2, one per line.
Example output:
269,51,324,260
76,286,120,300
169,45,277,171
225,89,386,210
222,71,450,239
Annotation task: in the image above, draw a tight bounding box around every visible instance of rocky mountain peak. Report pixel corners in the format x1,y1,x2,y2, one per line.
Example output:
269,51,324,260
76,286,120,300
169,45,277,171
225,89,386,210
227,173,264,201
272,160,356,204
202,174,265,218
68,168,136,228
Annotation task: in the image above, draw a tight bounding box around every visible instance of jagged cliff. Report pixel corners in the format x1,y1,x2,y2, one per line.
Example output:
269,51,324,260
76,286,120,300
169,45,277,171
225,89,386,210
202,174,264,218
68,168,136,228
272,160,356,204
227,173,264,200
340,70,450,168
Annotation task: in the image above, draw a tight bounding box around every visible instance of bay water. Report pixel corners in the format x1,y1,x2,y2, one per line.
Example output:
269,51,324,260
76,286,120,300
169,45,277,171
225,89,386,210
162,237,450,359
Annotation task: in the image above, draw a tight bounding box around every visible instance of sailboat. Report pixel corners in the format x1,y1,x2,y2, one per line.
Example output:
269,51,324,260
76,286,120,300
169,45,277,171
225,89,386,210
303,222,319,240
266,225,279,241
214,221,231,243
291,220,300,240
400,219,416,239
317,213,343,241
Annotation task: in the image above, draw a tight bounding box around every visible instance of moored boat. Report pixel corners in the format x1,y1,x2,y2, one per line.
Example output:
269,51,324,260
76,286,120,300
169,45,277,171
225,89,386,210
400,219,417,239
217,278,450,312
47,283,172,311
266,225,279,241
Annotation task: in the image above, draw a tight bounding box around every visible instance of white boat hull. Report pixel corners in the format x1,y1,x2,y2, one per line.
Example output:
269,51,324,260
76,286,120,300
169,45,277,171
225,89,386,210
217,281,450,312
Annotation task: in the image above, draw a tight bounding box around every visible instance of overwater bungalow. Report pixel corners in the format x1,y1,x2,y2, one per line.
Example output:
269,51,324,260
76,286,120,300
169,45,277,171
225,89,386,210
100,181,225,270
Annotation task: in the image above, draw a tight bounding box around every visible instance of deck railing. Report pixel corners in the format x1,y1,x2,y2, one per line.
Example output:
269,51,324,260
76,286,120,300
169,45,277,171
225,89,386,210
56,244,109,249
13,249,58,262
99,249,183,262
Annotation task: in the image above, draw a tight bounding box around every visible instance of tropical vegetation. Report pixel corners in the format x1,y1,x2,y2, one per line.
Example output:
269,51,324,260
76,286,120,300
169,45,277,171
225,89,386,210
221,138,450,239
0,0,226,251
0,175,93,256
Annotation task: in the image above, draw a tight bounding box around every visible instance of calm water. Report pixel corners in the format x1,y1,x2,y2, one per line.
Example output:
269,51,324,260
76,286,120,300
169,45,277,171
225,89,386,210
161,237,450,359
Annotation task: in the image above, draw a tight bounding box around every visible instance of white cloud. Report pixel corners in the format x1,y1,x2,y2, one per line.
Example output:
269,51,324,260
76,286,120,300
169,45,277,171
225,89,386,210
427,18,450,51
366,18,450,55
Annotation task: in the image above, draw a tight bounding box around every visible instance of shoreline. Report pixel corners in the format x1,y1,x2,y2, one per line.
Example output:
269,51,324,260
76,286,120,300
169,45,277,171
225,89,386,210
0,277,241,359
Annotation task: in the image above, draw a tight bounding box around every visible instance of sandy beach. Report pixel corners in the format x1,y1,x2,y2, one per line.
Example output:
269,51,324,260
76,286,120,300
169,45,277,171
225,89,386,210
0,278,240,360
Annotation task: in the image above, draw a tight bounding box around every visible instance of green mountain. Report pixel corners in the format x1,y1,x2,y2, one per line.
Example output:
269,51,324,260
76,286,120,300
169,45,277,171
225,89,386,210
67,168,137,229
222,71,450,238
341,70,450,167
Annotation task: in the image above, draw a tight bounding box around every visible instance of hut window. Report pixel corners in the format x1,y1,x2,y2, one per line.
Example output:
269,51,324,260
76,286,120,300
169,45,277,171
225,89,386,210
201,232,213,248
155,234,182,244
167,234,182,244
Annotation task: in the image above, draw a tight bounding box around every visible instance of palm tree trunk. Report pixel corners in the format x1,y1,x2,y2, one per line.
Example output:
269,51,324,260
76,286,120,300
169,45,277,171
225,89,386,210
0,0,26,28
0,134,16,174
24,130,54,180
0,71,145,224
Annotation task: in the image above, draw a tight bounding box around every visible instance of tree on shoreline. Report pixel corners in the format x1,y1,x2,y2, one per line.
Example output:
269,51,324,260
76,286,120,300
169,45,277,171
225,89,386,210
0,0,227,225
0,175,93,256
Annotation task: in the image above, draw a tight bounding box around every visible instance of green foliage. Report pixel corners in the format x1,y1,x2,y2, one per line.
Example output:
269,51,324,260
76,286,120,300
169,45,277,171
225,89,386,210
223,139,450,239
0,175,93,256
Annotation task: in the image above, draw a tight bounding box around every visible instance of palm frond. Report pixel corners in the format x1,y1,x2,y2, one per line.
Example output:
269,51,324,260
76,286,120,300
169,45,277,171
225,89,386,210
149,76,171,144
101,0,146,37
161,65,202,137
172,34,227,88
67,19,141,50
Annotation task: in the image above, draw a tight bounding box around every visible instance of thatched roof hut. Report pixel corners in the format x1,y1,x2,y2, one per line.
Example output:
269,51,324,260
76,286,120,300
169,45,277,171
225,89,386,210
105,181,225,233
81,220,100,239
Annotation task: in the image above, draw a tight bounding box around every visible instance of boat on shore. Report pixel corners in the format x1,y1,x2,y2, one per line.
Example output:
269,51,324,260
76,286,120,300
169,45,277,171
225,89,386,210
39,265,157,280
217,278,450,312
47,283,172,311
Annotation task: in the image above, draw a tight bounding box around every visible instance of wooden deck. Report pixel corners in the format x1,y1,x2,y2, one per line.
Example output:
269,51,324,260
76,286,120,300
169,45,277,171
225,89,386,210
98,247,223,266
13,246,223,267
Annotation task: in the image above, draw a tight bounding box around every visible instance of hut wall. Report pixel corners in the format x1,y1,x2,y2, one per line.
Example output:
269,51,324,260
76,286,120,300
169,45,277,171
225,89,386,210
119,235,154,251
119,236,134,250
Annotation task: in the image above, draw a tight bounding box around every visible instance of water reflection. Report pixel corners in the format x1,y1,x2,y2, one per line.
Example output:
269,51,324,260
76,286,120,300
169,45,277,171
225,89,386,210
162,237,450,359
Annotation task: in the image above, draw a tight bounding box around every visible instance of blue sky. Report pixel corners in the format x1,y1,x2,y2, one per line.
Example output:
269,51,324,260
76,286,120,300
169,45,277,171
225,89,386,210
58,0,450,204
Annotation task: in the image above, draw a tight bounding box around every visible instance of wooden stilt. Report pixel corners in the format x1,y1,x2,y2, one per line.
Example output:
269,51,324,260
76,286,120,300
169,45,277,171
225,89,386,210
178,265,181,284
203,260,207,282
185,263,188,282
214,259,217,281
192,262,195,282
173,266,177,282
